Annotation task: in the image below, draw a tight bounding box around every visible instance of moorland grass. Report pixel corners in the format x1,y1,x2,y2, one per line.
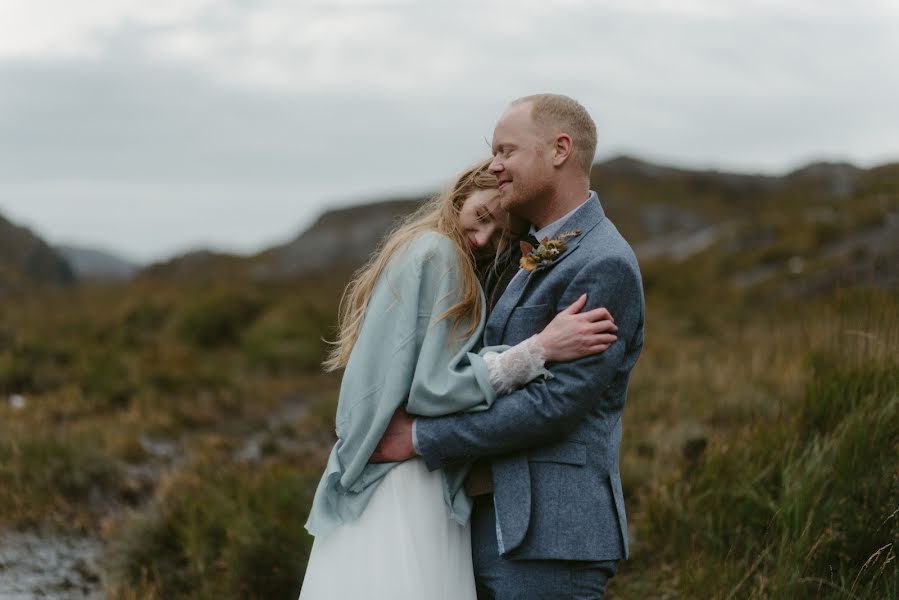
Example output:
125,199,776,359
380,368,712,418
0,200,895,598
610,288,897,599
106,461,319,600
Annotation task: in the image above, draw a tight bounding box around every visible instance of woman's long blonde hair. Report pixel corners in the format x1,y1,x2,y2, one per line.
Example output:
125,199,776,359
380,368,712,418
323,158,502,372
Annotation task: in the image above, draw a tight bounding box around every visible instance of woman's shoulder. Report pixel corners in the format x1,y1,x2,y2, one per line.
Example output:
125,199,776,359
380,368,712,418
378,231,458,289
399,231,458,269
408,230,456,256
377,232,461,298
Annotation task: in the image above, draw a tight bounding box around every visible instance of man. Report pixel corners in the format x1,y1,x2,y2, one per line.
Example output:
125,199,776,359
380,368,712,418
371,94,645,598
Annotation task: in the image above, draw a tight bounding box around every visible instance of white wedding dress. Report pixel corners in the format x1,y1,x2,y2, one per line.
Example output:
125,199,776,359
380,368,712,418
298,337,548,600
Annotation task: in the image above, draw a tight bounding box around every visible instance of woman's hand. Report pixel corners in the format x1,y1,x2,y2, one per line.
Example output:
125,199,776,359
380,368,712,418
535,294,617,363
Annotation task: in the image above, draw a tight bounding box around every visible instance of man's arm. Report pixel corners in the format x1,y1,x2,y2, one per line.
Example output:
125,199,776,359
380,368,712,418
413,256,643,470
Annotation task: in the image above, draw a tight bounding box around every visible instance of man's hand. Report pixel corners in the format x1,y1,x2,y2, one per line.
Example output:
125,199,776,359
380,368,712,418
369,407,418,463
536,294,617,363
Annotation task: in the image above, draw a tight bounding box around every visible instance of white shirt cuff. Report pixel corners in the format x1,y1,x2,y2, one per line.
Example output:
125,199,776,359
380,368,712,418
411,418,421,455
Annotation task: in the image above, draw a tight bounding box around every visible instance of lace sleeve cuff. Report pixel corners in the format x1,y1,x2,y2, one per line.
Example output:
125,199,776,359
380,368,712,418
483,335,553,396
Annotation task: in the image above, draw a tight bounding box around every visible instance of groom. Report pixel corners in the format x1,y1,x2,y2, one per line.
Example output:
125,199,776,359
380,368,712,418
372,94,645,598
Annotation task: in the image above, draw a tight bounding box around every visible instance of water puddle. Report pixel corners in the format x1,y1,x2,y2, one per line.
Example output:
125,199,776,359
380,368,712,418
0,531,104,599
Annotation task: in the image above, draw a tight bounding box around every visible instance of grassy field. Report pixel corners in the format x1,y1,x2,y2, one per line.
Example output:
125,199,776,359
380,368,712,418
1,180,896,598
609,286,897,599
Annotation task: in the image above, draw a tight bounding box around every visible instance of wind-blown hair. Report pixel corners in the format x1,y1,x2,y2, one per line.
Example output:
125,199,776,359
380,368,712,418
323,158,501,372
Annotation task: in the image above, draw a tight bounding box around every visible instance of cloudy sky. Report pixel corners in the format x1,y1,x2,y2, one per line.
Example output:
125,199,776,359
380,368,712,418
1,0,897,263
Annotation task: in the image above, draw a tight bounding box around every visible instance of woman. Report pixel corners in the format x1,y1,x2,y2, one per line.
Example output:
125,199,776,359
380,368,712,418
299,158,618,599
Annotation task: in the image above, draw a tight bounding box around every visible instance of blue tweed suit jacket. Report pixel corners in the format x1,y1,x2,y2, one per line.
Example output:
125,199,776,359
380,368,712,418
416,192,644,561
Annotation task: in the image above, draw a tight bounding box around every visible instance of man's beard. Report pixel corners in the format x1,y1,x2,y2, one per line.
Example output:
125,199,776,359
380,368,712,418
502,176,554,216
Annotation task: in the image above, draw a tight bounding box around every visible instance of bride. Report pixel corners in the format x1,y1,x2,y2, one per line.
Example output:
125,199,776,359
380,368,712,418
299,158,618,599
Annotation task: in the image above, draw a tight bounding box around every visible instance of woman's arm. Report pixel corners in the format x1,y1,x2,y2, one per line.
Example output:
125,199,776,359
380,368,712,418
483,294,617,396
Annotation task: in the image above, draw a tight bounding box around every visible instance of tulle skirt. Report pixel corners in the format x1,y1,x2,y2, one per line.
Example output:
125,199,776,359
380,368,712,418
298,458,477,600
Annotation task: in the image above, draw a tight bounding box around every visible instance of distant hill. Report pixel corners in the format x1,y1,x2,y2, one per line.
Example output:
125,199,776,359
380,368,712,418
783,161,861,198
250,197,426,279
0,213,75,292
131,158,897,294
589,156,861,241
131,198,426,282
55,244,139,281
139,249,250,282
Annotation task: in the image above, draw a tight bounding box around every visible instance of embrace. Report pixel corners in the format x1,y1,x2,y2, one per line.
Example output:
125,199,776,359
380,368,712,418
300,94,645,599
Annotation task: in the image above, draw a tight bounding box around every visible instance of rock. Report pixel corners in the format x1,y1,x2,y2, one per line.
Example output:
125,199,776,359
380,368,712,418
73,558,102,584
8,394,26,410
137,434,178,460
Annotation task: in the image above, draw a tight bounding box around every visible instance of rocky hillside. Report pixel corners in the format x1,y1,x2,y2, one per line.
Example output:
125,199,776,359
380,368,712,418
136,198,425,282
130,158,898,294
55,244,139,281
139,249,249,282
594,158,899,297
250,197,425,279
591,157,866,242
267,158,897,285
0,214,75,292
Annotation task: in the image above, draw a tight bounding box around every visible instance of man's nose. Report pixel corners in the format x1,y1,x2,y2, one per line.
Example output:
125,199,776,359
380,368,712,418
488,156,503,173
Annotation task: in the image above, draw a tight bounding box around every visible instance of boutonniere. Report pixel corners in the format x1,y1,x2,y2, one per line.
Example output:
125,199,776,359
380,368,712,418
520,229,582,271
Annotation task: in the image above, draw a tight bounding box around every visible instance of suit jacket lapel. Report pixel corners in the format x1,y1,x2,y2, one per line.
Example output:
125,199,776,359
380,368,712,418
485,266,529,344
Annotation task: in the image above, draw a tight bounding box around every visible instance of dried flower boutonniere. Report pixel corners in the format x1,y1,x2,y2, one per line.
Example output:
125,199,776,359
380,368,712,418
520,229,582,271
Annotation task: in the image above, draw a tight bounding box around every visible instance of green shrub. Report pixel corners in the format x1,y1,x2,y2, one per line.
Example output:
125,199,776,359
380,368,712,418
241,304,330,373
108,462,318,599
637,352,899,599
0,339,74,394
799,355,897,437
112,300,172,348
0,351,32,393
174,291,266,348
0,435,121,528
80,353,134,409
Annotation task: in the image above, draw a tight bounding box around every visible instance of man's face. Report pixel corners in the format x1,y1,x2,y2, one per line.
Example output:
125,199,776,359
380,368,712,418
488,102,554,214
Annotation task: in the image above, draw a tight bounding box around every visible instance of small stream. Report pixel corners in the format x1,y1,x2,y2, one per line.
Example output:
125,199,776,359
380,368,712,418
0,531,104,599
0,395,312,598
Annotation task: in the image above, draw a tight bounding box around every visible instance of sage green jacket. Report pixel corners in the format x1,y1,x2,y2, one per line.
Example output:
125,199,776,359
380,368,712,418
304,231,499,536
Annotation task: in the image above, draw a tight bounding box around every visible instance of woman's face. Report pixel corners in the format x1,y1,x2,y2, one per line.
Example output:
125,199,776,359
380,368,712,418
458,188,510,257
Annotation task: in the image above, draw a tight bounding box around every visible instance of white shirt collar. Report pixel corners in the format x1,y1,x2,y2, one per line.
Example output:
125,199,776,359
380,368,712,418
529,191,596,242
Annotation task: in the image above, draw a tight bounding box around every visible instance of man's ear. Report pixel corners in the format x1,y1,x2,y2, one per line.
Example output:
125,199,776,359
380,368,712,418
552,134,573,167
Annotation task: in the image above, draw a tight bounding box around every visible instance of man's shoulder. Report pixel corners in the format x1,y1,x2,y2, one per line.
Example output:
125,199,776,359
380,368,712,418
575,214,640,273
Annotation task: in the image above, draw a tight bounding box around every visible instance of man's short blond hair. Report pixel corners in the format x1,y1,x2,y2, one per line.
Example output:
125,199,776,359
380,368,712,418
512,94,597,175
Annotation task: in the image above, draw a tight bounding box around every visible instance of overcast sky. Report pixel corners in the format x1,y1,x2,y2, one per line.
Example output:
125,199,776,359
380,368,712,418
1,0,897,263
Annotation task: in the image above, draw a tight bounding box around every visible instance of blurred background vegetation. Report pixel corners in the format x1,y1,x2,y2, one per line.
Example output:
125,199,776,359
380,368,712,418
1,157,897,598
